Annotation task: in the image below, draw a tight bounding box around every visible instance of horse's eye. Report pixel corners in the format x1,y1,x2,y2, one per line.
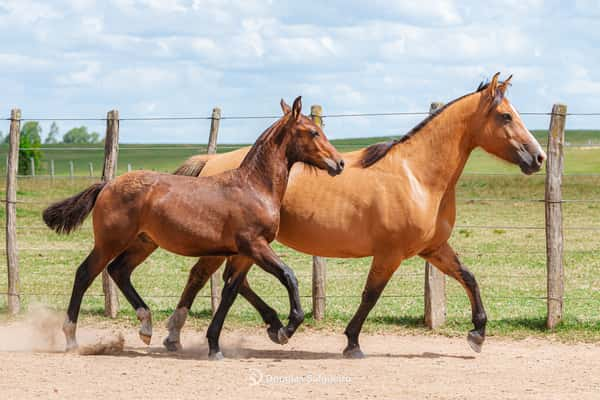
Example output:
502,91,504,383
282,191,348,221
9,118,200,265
502,113,513,122
311,130,320,138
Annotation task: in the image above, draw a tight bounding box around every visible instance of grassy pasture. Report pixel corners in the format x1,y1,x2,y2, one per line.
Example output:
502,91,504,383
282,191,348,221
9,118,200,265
0,130,599,341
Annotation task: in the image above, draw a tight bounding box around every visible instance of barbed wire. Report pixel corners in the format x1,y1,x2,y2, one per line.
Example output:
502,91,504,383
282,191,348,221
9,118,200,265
1,291,598,302
3,196,600,206
4,111,600,122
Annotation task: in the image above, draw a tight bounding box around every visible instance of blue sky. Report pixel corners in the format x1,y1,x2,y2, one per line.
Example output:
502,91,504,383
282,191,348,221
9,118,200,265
0,0,599,143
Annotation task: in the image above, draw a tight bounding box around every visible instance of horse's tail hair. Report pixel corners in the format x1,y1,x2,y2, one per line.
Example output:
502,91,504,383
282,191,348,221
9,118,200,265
43,182,107,235
173,154,212,177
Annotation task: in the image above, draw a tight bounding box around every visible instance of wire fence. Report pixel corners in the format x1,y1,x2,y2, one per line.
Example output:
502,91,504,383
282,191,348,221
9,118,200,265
0,104,599,329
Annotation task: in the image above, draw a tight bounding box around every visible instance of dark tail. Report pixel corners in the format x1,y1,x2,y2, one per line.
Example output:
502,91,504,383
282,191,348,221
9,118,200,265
43,182,107,235
173,154,212,177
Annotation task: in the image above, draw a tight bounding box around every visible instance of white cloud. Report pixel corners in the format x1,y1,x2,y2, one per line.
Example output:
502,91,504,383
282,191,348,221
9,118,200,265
0,0,61,23
565,80,600,96
0,1,598,141
56,61,101,85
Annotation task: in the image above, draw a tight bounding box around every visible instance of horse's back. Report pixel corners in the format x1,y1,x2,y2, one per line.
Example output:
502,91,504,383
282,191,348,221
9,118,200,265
200,147,250,177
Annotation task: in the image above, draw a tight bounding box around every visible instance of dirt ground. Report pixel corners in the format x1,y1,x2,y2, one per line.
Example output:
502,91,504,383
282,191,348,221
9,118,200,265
1,314,599,400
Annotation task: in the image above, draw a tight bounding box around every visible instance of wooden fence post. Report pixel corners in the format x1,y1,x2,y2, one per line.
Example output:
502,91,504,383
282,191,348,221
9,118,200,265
127,163,132,172
50,159,55,181
69,161,74,181
208,107,221,316
424,101,446,329
310,104,326,321
101,109,120,318
546,103,567,329
88,162,94,177
6,109,21,315
30,157,35,177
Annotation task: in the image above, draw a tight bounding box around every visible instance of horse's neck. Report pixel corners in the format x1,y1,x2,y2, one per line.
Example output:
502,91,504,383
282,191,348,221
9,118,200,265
384,95,478,197
239,129,291,206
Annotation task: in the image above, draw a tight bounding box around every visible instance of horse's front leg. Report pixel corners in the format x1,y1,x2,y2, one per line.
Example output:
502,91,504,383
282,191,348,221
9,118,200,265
421,242,487,353
245,240,304,343
239,277,286,344
343,254,400,359
205,256,253,360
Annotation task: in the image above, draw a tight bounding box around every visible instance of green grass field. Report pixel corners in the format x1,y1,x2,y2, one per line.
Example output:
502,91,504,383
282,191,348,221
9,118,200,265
0,130,599,342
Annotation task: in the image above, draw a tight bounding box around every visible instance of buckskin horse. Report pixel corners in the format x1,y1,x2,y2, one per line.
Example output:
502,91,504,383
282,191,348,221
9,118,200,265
164,73,546,358
42,97,344,359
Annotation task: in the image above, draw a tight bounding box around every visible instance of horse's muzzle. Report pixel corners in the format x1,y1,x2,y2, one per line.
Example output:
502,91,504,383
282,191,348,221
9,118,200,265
325,158,345,176
517,144,546,175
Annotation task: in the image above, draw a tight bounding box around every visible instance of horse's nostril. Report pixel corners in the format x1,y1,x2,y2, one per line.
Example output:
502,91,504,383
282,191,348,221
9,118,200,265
339,160,345,169
536,153,545,165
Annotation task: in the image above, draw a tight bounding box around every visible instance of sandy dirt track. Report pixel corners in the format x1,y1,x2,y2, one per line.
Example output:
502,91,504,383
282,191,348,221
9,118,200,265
0,320,599,400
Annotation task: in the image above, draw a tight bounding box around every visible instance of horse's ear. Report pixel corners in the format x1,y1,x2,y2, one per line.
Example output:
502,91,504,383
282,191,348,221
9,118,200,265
280,99,291,115
497,74,513,97
488,72,501,99
292,96,302,122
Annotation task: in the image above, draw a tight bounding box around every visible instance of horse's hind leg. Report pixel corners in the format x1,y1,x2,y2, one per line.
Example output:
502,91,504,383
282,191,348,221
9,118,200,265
421,242,487,353
106,236,158,345
343,254,401,359
206,256,253,360
163,256,226,351
64,248,114,351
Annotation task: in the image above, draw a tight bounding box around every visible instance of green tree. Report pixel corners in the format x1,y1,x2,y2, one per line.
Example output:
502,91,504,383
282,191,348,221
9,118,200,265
19,121,43,175
45,122,60,144
62,126,101,144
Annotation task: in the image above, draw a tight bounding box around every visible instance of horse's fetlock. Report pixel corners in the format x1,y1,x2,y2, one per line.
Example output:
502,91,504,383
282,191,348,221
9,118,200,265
291,309,305,324
473,311,487,329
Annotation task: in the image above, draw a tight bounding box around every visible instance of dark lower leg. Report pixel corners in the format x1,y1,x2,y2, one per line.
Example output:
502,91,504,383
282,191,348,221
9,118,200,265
206,265,249,359
64,249,108,350
247,243,304,339
422,243,487,352
239,277,285,343
459,266,487,347
343,282,388,358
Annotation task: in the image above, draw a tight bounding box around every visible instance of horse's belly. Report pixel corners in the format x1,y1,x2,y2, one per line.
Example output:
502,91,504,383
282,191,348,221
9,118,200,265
144,222,238,257
277,211,373,258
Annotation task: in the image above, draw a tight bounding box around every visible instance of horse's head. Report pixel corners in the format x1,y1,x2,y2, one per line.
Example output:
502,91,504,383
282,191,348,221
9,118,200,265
282,96,344,176
474,73,546,175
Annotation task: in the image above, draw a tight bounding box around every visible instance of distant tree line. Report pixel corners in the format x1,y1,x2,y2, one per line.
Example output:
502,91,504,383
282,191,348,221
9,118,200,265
0,122,101,174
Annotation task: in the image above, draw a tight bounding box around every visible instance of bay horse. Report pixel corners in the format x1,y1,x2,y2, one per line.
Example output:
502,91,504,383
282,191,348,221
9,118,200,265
42,97,344,359
164,73,546,358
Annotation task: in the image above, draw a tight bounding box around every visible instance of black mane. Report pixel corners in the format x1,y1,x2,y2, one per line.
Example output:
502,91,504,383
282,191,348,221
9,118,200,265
360,79,496,168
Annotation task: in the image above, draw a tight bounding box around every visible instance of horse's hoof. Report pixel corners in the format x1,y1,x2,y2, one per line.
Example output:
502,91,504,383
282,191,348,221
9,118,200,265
163,337,182,352
467,331,484,353
267,327,280,344
208,351,224,361
267,326,287,345
342,346,365,359
276,327,289,345
65,343,79,353
139,332,152,346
